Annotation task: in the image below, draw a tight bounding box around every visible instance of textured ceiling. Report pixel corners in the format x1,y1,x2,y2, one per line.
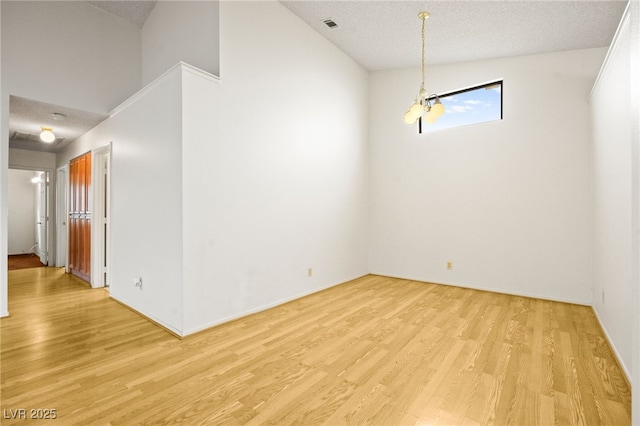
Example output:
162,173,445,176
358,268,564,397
87,0,157,27
280,1,628,70
9,96,108,154
9,1,157,154
10,0,627,153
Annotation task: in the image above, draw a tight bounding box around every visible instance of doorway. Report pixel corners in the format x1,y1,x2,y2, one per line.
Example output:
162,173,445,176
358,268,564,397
57,145,111,288
7,169,50,269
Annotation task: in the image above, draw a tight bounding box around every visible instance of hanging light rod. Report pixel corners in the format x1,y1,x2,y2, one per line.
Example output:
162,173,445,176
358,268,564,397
403,11,444,131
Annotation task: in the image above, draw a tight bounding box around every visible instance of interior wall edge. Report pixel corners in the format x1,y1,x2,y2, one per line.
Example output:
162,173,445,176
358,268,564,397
629,0,640,420
182,273,369,337
369,272,592,307
109,294,183,337
591,305,632,386
588,2,631,102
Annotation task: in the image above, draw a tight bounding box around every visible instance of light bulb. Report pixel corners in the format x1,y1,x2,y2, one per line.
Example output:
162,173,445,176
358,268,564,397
404,110,417,124
431,99,445,117
408,102,423,120
424,110,438,123
40,128,55,143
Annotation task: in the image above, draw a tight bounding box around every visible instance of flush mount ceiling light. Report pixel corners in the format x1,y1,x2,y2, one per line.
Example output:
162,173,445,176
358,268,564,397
403,12,445,132
51,112,66,121
40,126,56,143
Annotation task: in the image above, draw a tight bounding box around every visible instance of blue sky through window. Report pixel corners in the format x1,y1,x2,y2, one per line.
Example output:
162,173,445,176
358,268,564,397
423,81,502,133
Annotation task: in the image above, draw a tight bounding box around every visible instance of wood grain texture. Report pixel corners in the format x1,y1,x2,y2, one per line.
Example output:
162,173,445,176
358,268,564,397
1,269,630,425
7,254,45,271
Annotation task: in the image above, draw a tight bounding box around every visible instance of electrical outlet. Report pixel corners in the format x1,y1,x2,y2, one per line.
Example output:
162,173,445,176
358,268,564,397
307,268,313,277
446,261,453,270
134,277,143,289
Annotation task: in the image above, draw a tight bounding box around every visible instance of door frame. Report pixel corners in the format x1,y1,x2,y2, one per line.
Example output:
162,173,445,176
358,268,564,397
36,171,49,265
56,164,68,270
7,166,56,265
91,144,111,288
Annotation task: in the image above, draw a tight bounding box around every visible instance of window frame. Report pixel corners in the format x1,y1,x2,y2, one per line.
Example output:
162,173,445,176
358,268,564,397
418,80,503,134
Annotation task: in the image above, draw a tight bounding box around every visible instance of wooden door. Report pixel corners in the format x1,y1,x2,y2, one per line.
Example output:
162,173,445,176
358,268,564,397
69,152,91,282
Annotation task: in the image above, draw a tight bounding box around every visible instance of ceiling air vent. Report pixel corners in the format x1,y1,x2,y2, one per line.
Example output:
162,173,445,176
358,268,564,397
322,18,338,29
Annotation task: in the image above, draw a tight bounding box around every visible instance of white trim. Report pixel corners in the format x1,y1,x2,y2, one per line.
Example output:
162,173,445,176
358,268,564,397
8,165,57,266
370,272,592,306
588,2,631,102
91,143,112,289
592,306,632,385
109,294,183,337
182,273,369,336
55,164,68,269
438,78,504,98
110,62,220,118
631,0,640,423
181,62,221,84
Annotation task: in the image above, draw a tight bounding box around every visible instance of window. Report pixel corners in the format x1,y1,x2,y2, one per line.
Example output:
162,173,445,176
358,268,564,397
420,80,502,133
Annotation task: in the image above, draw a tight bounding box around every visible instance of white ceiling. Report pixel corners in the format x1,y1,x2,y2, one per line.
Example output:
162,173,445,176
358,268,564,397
8,1,157,154
87,0,157,27
9,0,627,153
280,1,628,70
9,96,108,154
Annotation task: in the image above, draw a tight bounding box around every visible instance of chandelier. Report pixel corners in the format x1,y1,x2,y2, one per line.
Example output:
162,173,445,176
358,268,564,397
403,12,444,129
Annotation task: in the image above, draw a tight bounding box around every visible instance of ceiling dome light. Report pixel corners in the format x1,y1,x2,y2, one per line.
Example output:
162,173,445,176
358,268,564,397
40,127,56,143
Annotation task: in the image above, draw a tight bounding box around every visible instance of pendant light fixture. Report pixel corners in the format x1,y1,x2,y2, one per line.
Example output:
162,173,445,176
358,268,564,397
403,12,444,130
40,127,55,143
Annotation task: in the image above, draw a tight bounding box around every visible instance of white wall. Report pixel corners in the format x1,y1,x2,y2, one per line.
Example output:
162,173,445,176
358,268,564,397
181,1,369,334
8,149,57,265
630,0,640,420
58,0,372,337
55,0,368,335
57,67,185,334
369,48,605,305
7,170,37,255
9,148,56,171
1,0,7,316
1,1,141,114
142,1,220,86
0,0,143,316
590,7,634,383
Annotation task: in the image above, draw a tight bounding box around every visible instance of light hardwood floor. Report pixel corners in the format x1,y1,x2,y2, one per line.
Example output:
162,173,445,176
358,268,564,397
1,268,631,425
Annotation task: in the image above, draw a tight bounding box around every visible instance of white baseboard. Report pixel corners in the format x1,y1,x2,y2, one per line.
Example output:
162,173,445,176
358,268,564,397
109,294,183,337
370,271,591,306
182,273,368,337
591,306,632,386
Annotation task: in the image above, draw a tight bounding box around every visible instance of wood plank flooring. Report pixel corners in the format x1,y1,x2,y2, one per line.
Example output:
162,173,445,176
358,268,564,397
7,254,45,271
1,268,631,425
